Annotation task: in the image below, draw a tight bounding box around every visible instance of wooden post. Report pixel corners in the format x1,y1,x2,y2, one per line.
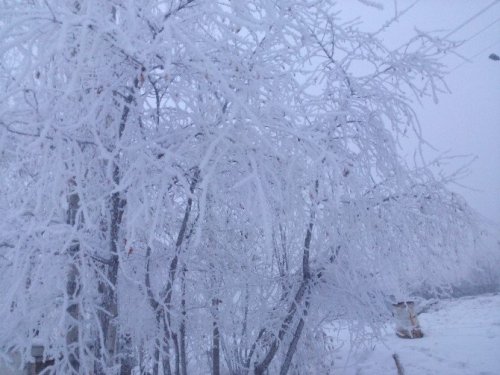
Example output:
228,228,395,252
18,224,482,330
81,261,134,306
393,301,423,339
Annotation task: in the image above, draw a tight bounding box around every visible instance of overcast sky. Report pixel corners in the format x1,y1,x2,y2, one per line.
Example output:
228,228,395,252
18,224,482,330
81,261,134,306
337,0,500,232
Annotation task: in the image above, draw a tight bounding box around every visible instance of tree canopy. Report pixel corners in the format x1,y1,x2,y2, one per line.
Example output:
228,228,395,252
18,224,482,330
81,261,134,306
0,1,480,374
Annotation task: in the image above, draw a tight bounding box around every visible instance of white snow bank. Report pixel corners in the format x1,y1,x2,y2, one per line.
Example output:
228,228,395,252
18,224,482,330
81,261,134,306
333,293,500,375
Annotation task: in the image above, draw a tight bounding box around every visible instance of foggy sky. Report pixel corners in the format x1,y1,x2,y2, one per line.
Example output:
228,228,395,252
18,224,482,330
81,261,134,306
339,0,500,232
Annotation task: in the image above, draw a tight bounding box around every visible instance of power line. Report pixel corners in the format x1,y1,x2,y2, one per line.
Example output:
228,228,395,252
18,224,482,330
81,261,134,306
431,1,500,73
442,17,500,67
460,17,500,46
443,0,500,39
390,1,499,56
450,39,500,72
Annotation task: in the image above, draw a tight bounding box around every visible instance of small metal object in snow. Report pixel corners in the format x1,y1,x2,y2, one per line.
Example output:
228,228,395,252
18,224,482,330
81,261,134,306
24,346,54,375
393,301,424,339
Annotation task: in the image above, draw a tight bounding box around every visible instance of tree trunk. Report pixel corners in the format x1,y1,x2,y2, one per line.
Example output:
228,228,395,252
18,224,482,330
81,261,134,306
161,169,199,374
66,180,80,373
172,333,180,375
253,181,318,374
146,247,172,375
99,93,133,371
119,334,134,375
279,317,304,375
212,298,220,375
153,335,160,375
180,267,188,375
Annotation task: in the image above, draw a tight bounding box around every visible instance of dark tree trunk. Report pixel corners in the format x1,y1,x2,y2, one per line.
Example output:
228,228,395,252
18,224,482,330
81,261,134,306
146,248,172,375
212,298,220,375
212,321,220,375
144,170,198,375
66,180,80,373
252,181,318,375
279,317,305,375
180,267,188,375
162,169,199,374
99,93,133,371
120,334,134,375
172,333,180,375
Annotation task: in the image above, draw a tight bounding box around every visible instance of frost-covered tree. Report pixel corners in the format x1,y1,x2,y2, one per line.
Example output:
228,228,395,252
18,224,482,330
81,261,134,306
0,1,480,374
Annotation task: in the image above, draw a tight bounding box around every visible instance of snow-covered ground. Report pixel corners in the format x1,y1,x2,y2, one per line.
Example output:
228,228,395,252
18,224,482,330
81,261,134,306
333,293,500,375
2,294,498,374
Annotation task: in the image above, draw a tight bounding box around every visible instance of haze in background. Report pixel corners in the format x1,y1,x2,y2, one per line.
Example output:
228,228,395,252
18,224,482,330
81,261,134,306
338,0,500,231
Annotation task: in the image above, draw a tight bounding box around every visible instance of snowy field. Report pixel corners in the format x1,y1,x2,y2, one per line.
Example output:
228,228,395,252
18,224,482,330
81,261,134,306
333,293,500,375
